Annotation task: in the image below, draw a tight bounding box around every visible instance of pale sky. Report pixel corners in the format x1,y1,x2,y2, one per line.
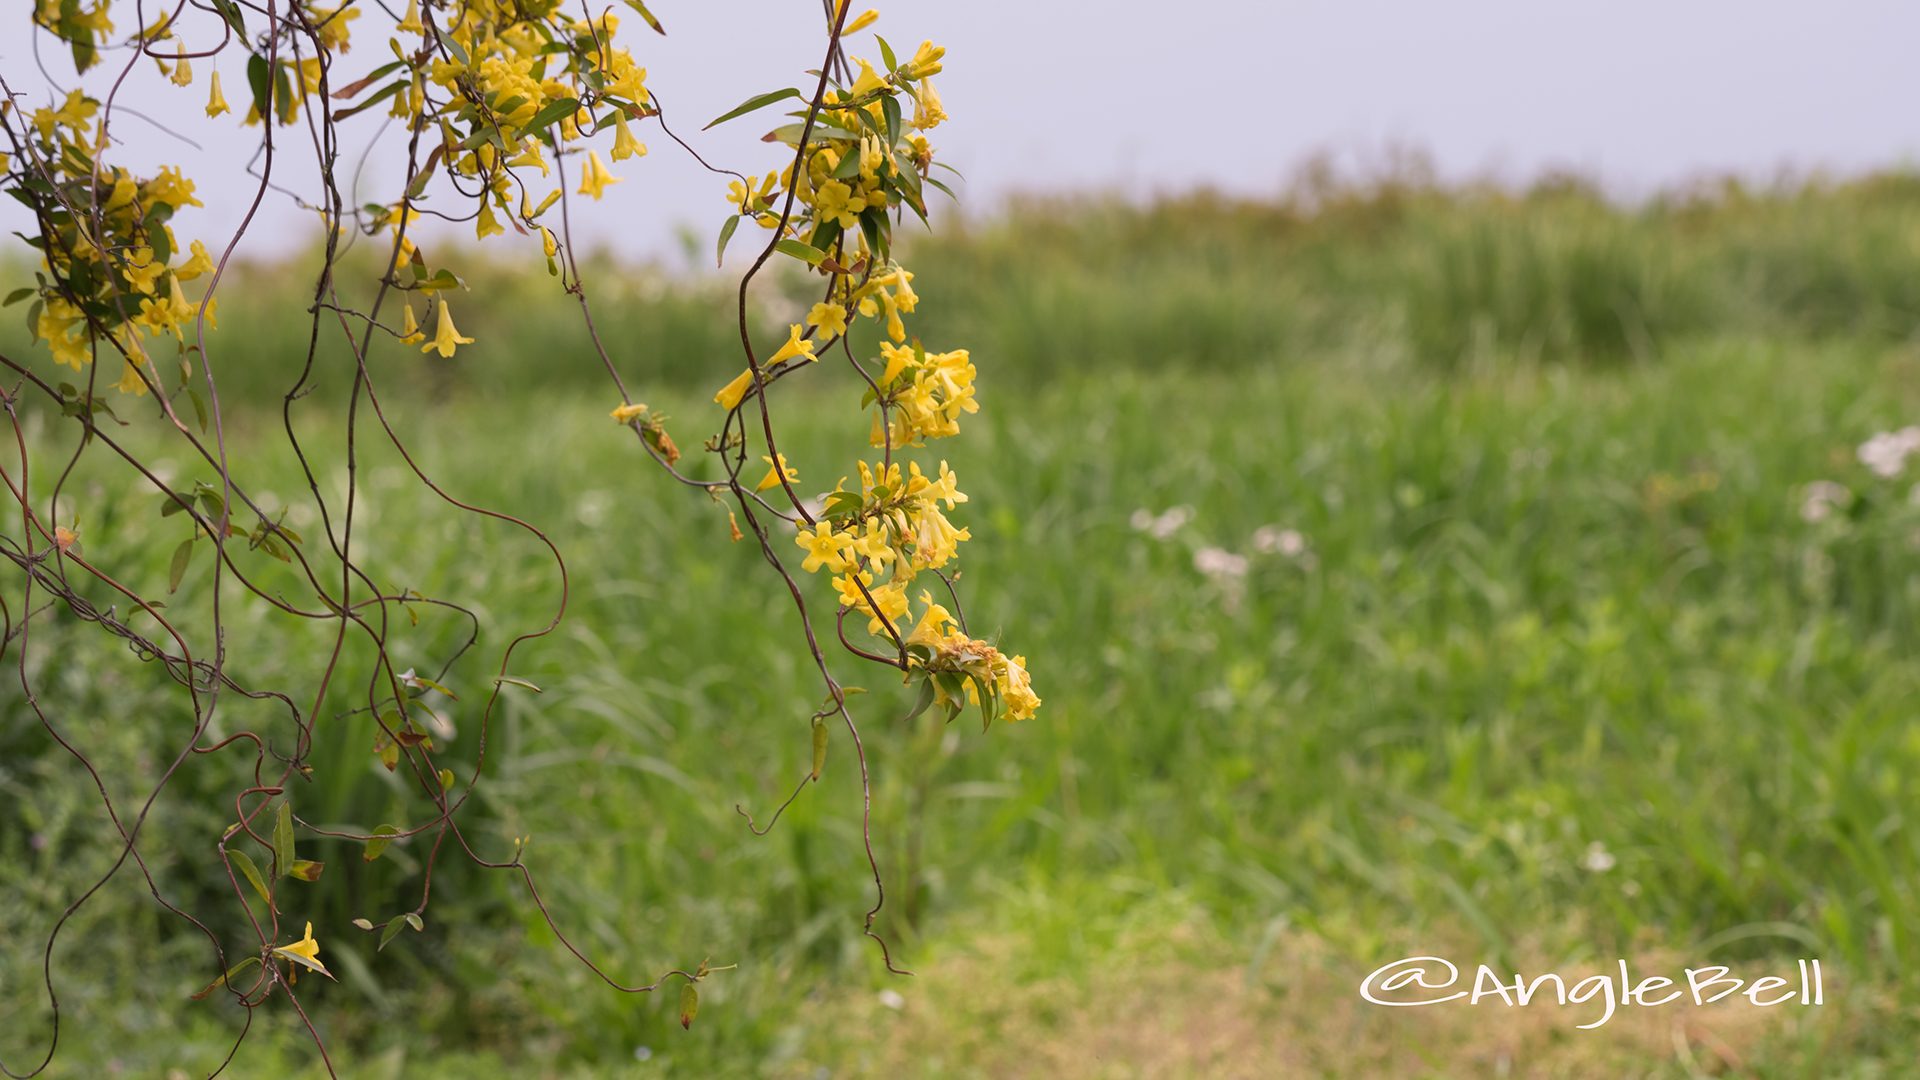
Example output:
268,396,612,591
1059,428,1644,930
3,1,1916,265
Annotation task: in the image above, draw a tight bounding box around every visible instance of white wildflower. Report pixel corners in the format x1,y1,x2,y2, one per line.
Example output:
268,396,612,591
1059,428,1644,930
1193,546,1249,579
1252,525,1308,558
1857,426,1920,479
1800,480,1851,523
1130,505,1194,540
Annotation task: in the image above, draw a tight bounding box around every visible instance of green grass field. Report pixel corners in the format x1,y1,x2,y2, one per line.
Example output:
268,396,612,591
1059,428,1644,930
5,175,1920,1076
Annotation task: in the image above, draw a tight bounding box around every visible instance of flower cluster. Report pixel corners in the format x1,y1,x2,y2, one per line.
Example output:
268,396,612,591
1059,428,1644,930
701,11,1034,725
791,457,1037,723
7,85,218,395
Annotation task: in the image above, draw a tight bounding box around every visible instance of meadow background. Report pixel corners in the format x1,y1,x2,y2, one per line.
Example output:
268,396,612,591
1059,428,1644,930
5,169,1920,1075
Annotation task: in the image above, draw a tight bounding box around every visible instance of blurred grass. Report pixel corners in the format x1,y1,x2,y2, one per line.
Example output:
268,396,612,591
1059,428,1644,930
9,165,1920,398
5,173,1920,1075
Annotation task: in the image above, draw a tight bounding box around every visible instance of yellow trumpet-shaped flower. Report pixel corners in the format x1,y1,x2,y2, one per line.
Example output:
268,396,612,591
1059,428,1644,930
796,521,853,575
205,70,230,117
170,45,193,87
840,7,879,35
271,922,333,979
713,367,754,410
848,59,889,99
576,150,620,200
611,112,647,162
421,301,474,358
475,201,504,240
904,40,946,80
768,324,816,365
397,303,424,345
756,453,799,492
610,402,649,423
913,78,946,130
806,302,849,339
396,0,424,34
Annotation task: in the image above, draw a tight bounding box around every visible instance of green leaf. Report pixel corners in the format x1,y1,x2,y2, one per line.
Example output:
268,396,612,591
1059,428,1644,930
403,913,424,932
715,215,740,267
363,823,400,862
775,238,827,266
335,80,407,121
705,87,803,130
352,918,374,931
273,61,296,125
228,849,274,913
810,716,828,781
378,916,408,951
876,35,899,73
188,387,210,435
495,676,543,693
190,956,261,1000
881,93,901,148
246,54,272,121
622,0,666,33
679,983,699,1029
922,173,958,202
211,0,247,37
904,677,937,722
410,673,458,699
859,206,888,262
521,96,581,135
168,538,194,594
440,28,470,67
4,287,37,307
273,802,295,878
289,859,324,882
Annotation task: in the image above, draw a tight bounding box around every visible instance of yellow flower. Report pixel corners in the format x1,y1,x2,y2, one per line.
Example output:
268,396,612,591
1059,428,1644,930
756,453,798,492
713,367,754,410
833,568,875,607
102,172,139,213
999,654,1041,721
116,352,151,396
907,594,958,645
205,71,230,117
796,521,852,574
271,921,333,979
576,150,620,200
904,40,946,80
848,59,889,99
611,112,647,162
509,140,550,176
768,323,816,365
475,201,504,240
397,303,424,345
806,302,849,339
540,226,558,258
421,301,474,358
172,238,216,282
396,0,424,34
610,402,648,423
121,248,167,295
170,45,193,87
840,7,879,35
144,165,202,209
878,342,914,386
913,78,945,129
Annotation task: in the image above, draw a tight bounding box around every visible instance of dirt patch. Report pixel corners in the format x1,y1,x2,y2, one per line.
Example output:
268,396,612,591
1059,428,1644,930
784,924,1886,1078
